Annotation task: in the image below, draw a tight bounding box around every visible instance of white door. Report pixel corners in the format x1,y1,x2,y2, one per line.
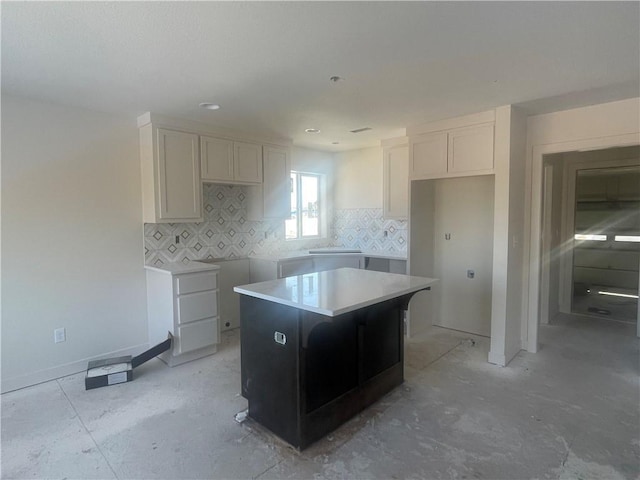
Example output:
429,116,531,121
433,175,494,336
234,141,263,183
157,128,201,221
200,136,234,182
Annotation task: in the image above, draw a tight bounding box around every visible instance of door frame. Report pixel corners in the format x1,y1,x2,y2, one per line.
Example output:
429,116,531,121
526,133,639,352
539,164,554,325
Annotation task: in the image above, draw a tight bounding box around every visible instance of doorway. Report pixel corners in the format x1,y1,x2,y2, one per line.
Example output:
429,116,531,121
571,166,640,323
539,146,640,328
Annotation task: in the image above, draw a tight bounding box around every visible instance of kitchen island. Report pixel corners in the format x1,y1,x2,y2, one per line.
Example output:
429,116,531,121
234,268,437,449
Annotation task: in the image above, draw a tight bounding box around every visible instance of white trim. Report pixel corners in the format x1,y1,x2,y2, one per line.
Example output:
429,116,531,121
137,112,292,147
1,343,149,394
539,164,554,325
407,110,495,137
380,135,408,148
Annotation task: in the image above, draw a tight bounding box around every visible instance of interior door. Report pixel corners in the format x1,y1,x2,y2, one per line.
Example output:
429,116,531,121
432,175,494,336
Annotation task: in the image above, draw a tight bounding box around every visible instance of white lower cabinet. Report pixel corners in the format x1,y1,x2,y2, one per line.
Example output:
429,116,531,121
145,266,220,366
249,255,366,282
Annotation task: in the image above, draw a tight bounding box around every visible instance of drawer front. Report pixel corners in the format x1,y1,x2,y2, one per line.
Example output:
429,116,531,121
177,290,218,324
177,318,219,354
176,272,217,295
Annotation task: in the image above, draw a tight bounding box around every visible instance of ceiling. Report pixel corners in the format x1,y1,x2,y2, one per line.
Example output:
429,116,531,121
2,2,639,152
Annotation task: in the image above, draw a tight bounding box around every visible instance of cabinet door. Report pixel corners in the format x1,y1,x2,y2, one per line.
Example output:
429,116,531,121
447,124,494,174
313,255,362,273
200,136,234,182
157,129,202,221
279,259,315,278
234,141,263,183
383,145,409,219
410,132,447,179
263,145,291,219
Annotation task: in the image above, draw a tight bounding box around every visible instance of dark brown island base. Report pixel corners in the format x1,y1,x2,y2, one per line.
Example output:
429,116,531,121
234,268,437,450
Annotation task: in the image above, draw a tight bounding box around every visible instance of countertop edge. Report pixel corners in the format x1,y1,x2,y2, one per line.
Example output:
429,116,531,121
144,263,221,275
233,270,437,317
249,250,408,262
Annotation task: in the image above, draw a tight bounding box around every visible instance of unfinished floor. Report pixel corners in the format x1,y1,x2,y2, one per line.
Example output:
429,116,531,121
2,314,638,480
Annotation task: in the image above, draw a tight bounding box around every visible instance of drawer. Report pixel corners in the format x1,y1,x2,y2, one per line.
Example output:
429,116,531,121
177,290,218,324
176,272,217,295
177,317,219,354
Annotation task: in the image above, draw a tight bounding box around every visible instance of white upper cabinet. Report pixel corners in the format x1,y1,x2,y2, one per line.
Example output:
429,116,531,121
201,136,234,182
200,136,263,185
141,126,203,223
383,144,409,219
234,141,263,183
262,145,290,218
447,124,494,174
410,132,448,178
247,145,291,220
410,123,494,180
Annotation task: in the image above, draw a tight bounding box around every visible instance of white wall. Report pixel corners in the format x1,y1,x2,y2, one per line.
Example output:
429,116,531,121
523,97,640,351
333,147,382,209
487,106,528,366
1,95,148,392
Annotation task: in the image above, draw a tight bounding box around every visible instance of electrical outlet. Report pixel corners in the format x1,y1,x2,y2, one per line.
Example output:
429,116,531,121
54,328,66,343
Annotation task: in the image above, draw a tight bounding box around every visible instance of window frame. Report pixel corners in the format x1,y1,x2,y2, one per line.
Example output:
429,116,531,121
286,171,323,241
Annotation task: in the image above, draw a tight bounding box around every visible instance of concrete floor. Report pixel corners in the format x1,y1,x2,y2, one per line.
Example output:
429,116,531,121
2,314,638,480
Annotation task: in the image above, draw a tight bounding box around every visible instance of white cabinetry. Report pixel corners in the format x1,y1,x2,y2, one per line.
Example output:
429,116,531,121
146,266,220,366
410,123,494,180
247,145,291,220
383,144,409,219
140,126,203,223
201,136,263,184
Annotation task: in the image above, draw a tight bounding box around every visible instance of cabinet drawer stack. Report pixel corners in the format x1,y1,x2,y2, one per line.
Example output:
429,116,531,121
146,265,220,366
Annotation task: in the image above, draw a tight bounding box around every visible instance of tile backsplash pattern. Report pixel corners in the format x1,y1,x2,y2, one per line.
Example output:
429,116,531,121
332,208,408,252
144,184,332,266
145,187,408,266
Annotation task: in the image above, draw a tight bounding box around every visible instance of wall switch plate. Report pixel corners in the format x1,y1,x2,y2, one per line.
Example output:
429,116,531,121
54,328,66,343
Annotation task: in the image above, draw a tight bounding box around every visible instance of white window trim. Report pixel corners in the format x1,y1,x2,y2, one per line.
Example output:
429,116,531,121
286,171,327,241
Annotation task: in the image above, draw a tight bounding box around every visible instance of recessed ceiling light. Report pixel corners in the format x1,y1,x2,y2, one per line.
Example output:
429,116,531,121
305,128,321,134
350,127,372,134
199,103,220,110
332,142,340,145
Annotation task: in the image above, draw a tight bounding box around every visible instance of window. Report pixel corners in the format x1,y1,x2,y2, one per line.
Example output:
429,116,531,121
286,172,321,240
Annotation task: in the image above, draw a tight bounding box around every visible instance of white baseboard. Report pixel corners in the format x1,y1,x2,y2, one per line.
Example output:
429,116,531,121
1,343,149,394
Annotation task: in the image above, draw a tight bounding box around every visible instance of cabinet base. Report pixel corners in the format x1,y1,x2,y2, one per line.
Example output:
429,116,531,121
158,344,218,367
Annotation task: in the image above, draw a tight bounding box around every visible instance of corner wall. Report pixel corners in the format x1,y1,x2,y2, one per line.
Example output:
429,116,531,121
1,95,148,392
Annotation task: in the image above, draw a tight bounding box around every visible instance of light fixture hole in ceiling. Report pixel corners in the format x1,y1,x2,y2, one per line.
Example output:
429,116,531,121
350,127,372,134
305,128,321,134
330,76,344,83
199,103,220,110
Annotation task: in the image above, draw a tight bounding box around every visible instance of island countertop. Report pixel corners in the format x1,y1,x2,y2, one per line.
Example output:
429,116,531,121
234,267,437,317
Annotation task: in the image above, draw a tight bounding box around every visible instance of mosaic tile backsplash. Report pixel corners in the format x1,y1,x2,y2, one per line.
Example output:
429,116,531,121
332,208,408,252
144,184,407,266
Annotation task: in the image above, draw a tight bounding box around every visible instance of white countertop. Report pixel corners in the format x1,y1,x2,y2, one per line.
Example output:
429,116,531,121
234,268,436,317
249,248,407,262
144,262,220,275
